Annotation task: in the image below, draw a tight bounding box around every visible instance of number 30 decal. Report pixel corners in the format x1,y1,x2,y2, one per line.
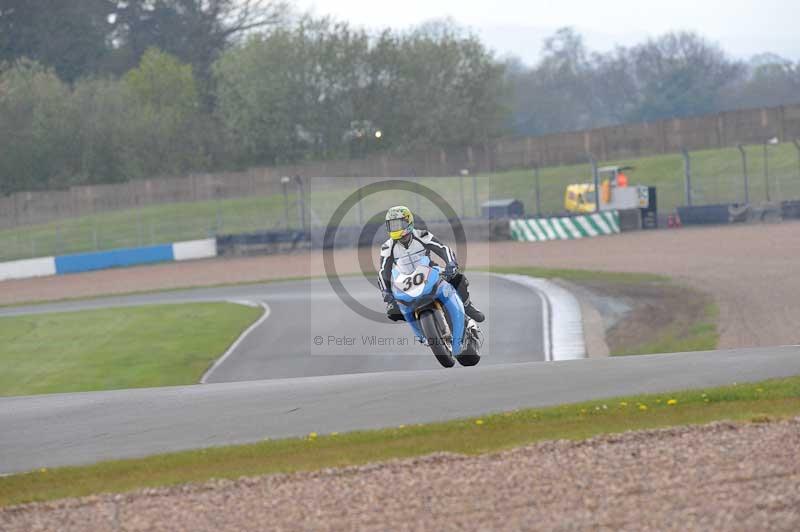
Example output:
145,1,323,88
402,273,425,291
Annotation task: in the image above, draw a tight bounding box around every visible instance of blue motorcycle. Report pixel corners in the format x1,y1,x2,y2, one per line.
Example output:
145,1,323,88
392,255,483,368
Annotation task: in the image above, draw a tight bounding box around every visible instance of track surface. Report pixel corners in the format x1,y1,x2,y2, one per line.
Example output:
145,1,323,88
0,273,545,380
1,346,799,474
2,273,799,475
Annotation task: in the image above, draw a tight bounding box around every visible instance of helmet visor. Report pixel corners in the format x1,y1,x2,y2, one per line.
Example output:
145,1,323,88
386,218,409,233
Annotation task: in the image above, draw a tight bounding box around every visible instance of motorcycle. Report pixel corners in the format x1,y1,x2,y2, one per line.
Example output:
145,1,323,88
391,255,483,368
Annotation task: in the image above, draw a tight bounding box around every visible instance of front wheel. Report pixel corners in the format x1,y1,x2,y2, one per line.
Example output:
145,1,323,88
419,310,455,368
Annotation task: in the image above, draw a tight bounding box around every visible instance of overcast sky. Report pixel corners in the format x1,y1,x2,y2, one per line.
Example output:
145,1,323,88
294,0,800,65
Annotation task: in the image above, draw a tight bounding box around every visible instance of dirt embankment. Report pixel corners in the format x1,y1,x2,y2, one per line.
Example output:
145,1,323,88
564,278,716,356
3,418,798,531
2,222,799,350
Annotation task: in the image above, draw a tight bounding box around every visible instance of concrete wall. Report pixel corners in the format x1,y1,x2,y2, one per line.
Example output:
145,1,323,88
3,103,800,230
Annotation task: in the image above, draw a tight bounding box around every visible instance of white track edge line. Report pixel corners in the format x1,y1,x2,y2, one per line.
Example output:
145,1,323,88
492,274,586,361
536,284,553,361
200,301,271,384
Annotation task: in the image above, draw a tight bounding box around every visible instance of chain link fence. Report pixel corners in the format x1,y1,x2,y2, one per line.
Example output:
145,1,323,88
1,141,799,262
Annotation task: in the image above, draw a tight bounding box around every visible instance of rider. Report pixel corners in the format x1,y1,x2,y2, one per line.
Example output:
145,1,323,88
378,205,485,323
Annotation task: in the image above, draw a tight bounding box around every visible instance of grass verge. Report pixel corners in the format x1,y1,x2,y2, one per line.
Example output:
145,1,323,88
614,302,719,355
0,271,370,310
1,374,798,507
5,140,800,262
487,266,719,354
0,303,262,396
486,265,668,284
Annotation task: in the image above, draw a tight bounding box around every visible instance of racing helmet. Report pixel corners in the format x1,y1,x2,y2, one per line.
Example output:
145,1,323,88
385,205,414,241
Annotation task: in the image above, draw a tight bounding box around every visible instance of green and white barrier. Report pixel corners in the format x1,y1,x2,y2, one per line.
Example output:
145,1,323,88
510,211,620,242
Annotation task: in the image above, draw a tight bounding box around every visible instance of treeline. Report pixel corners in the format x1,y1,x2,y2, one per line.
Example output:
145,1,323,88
1,1,799,195
505,28,800,136
0,2,503,194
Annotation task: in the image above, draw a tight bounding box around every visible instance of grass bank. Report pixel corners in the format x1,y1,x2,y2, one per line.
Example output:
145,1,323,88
0,303,263,397
2,375,798,507
488,266,719,355
4,141,800,262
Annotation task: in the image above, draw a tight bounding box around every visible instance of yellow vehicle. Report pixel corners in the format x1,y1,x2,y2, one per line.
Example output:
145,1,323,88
564,166,635,214
564,183,598,214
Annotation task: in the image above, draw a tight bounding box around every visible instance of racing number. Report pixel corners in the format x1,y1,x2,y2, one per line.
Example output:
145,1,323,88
402,273,425,291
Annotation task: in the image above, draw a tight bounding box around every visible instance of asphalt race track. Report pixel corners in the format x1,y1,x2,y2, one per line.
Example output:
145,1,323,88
0,273,546,380
1,346,799,474
1,274,799,474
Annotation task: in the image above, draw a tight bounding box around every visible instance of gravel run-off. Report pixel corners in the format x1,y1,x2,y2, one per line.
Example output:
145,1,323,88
2,418,799,531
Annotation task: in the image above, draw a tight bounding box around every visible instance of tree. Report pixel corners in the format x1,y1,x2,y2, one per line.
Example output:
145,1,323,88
213,31,300,165
110,0,287,86
0,0,115,82
628,32,744,121
723,55,800,109
213,17,506,164
589,47,637,126
122,49,210,177
0,60,80,194
505,28,592,135
388,20,506,149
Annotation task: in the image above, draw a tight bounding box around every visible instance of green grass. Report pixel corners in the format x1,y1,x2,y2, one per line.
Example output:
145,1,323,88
3,141,799,262
615,303,720,356
0,193,291,261
2,374,798,507
0,303,262,396
487,266,719,356
486,265,669,284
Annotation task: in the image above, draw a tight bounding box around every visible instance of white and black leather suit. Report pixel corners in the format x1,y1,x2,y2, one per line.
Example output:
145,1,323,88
377,229,482,322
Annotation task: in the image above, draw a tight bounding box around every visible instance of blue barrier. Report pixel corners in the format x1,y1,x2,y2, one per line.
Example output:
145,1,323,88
55,244,175,275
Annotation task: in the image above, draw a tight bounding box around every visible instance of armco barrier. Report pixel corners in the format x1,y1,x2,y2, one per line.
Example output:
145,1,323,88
173,239,218,261
0,256,57,282
510,211,620,242
782,200,800,220
676,204,731,225
54,244,175,274
0,238,218,281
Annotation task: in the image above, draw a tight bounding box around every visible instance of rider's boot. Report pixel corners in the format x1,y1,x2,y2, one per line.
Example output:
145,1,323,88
464,299,485,323
451,275,485,323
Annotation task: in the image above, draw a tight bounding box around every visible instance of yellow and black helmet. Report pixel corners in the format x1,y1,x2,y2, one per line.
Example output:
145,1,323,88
385,205,414,240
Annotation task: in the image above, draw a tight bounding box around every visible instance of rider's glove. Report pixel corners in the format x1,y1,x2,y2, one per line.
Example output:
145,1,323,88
386,299,404,322
443,261,458,281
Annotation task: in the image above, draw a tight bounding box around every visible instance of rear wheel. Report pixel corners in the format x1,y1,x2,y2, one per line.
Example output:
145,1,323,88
419,310,455,368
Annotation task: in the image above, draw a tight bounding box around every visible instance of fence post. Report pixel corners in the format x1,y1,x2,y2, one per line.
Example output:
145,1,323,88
737,144,749,205
588,154,600,213
682,149,692,207
764,141,770,202
763,138,779,202
458,172,466,218
215,186,223,232
295,176,308,240
280,177,290,228
533,164,541,216
137,208,144,247
356,175,364,225
57,225,64,255
472,173,479,217
794,139,800,180
413,172,421,215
